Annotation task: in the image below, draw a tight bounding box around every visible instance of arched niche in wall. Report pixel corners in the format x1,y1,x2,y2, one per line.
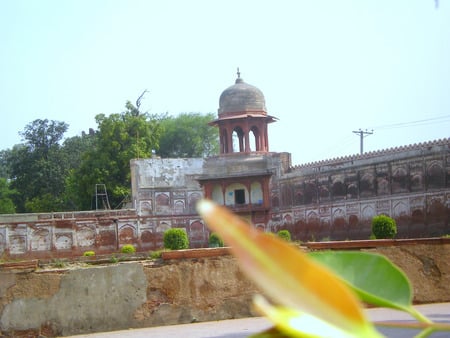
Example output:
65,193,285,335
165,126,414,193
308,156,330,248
189,220,206,246
377,176,390,196
188,192,202,212
294,191,303,206
140,200,152,216
304,182,317,204
427,161,445,189
212,184,224,205
281,184,293,206
392,167,408,194
411,173,423,191
361,204,376,221
55,234,73,250
332,208,346,227
319,185,330,201
250,181,263,205
31,228,51,251
119,224,136,244
360,172,375,197
155,193,170,214
347,183,358,199
428,196,446,223
225,183,248,206
76,225,96,247
331,177,346,200
173,200,185,214
392,201,408,218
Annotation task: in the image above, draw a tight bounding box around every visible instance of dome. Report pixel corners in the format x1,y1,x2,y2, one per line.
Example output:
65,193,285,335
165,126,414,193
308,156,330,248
218,74,267,116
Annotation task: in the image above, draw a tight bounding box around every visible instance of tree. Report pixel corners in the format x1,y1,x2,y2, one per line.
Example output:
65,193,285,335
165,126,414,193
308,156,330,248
158,113,219,158
8,119,69,212
0,178,16,214
70,100,164,210
0,150,12,179
62,129,97,171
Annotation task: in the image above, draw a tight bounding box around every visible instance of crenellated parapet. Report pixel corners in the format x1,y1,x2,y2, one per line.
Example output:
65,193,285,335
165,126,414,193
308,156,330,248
290,138,450,172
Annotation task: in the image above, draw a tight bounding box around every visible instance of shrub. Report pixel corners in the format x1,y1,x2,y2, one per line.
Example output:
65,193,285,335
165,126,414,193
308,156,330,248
276,230,291,242
163,228,189,250
149,249,164,259
83,250,95,257
209,232,224,247
120,244,136,254
371,215,397,239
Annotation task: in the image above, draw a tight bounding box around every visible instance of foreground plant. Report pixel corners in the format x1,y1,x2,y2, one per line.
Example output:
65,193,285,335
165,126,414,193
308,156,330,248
196,199,450,338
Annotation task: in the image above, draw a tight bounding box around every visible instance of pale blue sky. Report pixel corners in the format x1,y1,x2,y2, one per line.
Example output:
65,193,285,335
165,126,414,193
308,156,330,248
1,0,449,165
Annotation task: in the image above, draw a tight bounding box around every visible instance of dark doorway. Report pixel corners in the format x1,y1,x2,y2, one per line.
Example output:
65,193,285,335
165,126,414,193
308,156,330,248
235,189,245,205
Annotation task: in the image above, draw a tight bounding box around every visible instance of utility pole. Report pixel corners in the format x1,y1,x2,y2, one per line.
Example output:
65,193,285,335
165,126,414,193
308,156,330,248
352,129,373,154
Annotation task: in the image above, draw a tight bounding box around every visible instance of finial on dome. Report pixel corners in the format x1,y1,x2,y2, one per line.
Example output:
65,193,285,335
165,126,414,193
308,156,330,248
235,67,243,83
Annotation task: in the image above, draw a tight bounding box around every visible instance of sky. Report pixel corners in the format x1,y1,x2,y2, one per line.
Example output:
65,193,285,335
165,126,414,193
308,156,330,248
1,0,449,166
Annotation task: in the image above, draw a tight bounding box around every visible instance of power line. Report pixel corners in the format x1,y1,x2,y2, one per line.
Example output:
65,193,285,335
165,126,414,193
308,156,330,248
370,114,450,131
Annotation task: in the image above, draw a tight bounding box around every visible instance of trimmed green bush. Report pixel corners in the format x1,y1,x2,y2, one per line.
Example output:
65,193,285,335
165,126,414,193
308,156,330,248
371,215,397,239
120,244,136,254
209,232,224,247
149,249,164,259
83,250,95,257
163,228,189,250
277,230,291,242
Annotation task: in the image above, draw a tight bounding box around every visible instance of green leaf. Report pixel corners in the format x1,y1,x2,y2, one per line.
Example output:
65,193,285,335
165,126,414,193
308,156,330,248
308,251,412,311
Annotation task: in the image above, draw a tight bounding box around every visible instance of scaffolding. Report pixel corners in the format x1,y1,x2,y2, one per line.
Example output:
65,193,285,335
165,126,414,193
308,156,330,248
95,184,111,210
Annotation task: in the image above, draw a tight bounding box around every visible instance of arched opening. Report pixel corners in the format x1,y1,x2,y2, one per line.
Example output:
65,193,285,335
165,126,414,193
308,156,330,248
232,127,245,152
250,126,259,151
427,162,445,190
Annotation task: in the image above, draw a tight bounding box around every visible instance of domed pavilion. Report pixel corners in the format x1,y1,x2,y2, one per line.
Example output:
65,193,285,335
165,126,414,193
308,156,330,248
209,70,278,154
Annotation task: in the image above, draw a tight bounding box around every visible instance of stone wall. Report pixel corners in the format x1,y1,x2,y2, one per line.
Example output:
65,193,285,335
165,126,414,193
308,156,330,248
0,254,257,337
1,243,450,337
269,139,450,240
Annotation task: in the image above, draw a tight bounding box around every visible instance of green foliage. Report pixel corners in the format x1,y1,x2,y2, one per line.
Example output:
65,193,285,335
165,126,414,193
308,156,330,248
276,230,291,242
309,251,413,311
158,113,219,158
83,250,95,257
163,228,189,250
52,258,66,268
7,119,69,212
208,232,224,247
70,100,164,210
120,244,136,254
149,249,164,259
0,178,16,214
371,215,397,239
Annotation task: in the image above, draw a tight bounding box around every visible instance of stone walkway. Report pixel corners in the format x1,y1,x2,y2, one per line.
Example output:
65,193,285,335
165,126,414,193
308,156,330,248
68,303,450,338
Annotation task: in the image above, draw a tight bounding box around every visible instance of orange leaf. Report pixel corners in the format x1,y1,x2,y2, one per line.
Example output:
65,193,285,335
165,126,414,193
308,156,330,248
197,200,380,336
